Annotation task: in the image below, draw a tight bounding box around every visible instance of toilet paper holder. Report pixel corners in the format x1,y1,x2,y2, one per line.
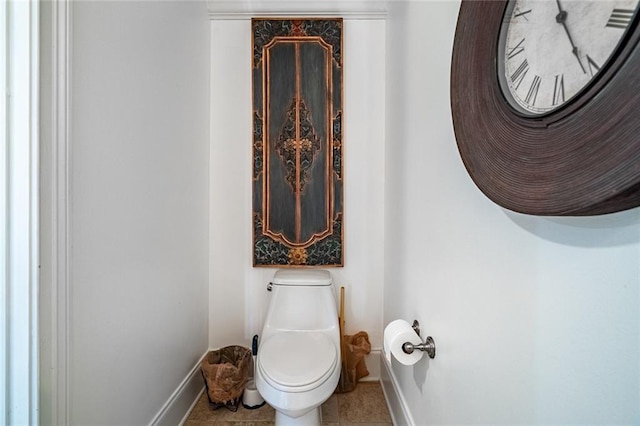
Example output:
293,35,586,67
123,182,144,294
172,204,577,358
402,320,436,359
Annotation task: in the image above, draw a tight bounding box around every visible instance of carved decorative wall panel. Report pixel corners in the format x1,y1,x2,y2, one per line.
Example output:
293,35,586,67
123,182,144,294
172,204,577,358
252,18,344,267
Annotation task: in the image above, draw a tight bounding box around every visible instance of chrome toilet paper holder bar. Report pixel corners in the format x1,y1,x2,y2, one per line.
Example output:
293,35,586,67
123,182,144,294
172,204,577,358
402,320,436,359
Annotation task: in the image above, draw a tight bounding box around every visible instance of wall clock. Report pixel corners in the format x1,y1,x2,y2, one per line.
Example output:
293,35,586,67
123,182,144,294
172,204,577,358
451,0,640,215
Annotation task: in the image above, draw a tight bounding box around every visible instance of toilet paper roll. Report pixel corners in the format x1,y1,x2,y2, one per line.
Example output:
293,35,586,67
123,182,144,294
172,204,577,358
383,319,424,366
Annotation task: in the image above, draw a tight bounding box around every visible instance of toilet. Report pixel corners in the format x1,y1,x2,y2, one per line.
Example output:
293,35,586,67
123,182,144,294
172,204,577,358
255,269,341,426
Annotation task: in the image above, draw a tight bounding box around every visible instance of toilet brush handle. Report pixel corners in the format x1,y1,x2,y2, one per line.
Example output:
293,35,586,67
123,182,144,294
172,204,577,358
252,335,259,356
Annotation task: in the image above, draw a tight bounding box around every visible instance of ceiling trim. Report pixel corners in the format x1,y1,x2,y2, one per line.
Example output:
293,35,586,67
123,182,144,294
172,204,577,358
207,1,388,20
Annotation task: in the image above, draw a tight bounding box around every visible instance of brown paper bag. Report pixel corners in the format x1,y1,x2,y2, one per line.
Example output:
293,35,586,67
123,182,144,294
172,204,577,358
201,345,251,411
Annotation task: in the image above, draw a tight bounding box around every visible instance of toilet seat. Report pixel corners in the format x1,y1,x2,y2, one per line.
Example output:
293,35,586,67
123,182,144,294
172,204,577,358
258,332,337,393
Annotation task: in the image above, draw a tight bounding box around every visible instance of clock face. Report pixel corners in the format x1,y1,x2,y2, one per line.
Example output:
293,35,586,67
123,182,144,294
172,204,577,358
498,0,640,116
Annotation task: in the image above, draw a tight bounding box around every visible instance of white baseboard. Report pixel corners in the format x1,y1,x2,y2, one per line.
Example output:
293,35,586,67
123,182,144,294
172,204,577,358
380,352,414,426
178,387,205,426
360,349,381,382
149,352,206,426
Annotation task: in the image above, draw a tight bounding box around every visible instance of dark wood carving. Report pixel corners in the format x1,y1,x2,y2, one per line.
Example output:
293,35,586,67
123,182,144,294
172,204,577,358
252,18,344,266
451,2,640,215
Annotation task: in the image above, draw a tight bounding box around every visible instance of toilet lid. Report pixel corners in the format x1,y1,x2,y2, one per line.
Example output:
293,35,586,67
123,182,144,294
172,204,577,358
259,332,337,390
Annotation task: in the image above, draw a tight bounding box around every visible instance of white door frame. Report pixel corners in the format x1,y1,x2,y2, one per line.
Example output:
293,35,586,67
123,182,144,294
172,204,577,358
1,0,40,423
38,0,71,424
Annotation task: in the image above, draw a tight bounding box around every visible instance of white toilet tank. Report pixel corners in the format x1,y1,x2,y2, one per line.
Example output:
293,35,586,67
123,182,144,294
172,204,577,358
263,269,338,334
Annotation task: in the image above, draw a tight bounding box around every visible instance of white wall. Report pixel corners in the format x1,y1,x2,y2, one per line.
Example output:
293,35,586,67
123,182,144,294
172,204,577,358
384,1,640,424
209,16,386,362
40,1,211,424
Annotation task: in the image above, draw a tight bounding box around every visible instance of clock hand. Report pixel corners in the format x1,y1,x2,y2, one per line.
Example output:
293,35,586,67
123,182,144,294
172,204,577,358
555,0,587,74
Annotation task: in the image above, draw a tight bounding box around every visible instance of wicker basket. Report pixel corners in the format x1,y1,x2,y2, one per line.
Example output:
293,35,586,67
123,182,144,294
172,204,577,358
201,345,251,411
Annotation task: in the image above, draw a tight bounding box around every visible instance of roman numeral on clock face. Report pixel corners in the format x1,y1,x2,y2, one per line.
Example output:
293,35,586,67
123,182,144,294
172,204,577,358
607,8,635,29
513,8,532,20
511,59,529,90
507,38,525,60
552,74,565,106
524,75,541,105
586,55,601,77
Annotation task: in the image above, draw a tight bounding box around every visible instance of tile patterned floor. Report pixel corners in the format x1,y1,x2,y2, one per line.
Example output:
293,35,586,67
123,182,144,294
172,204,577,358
185,382,393,425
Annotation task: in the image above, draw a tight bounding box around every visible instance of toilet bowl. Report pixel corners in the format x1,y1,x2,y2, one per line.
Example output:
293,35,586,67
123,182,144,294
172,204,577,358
255,269,341,426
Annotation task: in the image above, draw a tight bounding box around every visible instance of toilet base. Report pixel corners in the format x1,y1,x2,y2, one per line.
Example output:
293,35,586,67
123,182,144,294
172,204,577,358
275,406,321,426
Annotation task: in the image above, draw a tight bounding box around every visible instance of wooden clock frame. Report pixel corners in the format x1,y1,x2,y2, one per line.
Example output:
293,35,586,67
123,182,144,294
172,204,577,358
451,1,640,216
